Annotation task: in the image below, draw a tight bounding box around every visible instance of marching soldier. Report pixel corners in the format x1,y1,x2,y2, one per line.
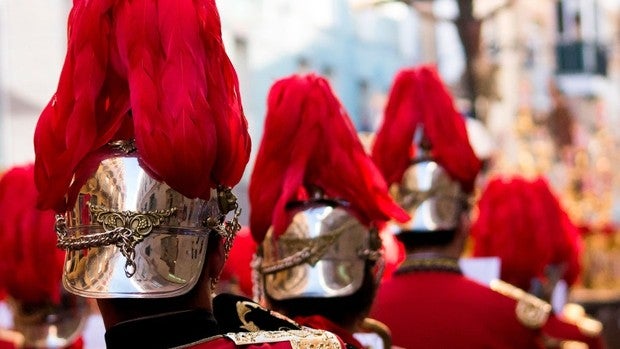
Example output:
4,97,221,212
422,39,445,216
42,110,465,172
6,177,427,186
0,164,88,349
32,1,348,348
248,73,409,349
471,176,606,349
369,65,548,348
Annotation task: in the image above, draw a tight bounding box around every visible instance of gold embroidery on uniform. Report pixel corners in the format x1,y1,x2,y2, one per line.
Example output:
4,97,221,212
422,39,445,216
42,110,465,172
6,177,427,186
224,328,342,349
490,279,551,329
236,301,260,332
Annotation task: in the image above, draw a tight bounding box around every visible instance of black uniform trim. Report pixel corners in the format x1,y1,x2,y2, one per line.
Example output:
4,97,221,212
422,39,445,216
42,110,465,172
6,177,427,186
105,309,220,349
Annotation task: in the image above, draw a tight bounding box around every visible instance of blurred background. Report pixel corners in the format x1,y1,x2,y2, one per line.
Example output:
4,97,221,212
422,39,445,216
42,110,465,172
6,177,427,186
1,0,620,347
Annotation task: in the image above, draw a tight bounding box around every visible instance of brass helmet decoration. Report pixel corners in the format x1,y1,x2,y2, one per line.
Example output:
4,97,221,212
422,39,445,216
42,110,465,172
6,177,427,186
249,74,409,301
33,0,250,298
371,65,482,234
0,164,88,347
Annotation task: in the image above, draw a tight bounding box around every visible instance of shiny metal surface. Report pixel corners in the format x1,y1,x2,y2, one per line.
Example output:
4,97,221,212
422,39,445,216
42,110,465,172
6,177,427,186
392,159,465,233
11,293,88,348
259,204,379,300
59,156,225,298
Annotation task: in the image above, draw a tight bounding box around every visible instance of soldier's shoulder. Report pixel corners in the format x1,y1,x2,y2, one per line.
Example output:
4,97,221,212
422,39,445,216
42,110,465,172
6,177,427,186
179,330,345,349
223,328,344,347
210,293,346,348
489,279,552,329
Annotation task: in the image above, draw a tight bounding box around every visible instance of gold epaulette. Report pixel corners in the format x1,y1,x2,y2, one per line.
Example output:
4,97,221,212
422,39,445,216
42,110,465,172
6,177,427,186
490,279,552,329
223,328,343,349
561,303,603,337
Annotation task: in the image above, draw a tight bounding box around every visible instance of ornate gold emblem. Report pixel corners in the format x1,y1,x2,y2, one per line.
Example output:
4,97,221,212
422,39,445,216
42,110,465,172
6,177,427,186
236,301,261,332
224,328,342,349
56,203,176,277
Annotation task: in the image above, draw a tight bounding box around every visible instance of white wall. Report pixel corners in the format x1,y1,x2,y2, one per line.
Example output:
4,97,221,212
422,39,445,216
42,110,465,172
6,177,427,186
0,0,69,169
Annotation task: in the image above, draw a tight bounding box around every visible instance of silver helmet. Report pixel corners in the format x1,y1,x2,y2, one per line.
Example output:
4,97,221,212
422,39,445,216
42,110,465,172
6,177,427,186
55,141,240,299
10,293,88,348
256,198,382,301
391,127,468,233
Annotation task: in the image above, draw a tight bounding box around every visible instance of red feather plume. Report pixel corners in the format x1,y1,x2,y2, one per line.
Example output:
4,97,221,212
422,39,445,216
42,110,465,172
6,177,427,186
249,74,409,243
34,0,250,213
371,65,482,193
471,176,583,290
0,165,65,305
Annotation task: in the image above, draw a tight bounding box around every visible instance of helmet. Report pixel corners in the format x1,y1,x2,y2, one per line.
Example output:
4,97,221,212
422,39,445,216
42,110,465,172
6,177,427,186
55,147,241,298
0,165,88,347
33,0,250,299
249,74,408,300
258,197,382,300
371,65,482,234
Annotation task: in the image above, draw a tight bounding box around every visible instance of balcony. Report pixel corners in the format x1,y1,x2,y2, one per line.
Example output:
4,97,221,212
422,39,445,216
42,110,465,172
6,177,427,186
555,40,608,76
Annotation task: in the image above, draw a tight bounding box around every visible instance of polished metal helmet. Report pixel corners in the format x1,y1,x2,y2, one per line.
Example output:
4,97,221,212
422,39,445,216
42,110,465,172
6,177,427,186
255,198,382,301
10,293,88,349
55,141,240,299
390,128,468,233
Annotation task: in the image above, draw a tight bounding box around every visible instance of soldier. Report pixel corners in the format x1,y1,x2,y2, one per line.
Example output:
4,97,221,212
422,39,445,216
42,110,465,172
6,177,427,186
0,164,88,349
248,73,410,349
369,65,548,348
471,175,606,349
32,1,348,348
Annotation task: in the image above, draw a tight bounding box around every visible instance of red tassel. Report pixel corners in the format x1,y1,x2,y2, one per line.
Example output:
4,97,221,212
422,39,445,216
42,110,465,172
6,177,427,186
0,165,65,305
34,0,250,212
249,74,409,243
372,65,481,193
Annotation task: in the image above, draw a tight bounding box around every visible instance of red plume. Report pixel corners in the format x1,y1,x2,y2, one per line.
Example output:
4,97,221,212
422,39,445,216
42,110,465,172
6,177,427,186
34,0,250,213
0,165,65,305
471,176,583,289
371,65,482,193
249,74,409,243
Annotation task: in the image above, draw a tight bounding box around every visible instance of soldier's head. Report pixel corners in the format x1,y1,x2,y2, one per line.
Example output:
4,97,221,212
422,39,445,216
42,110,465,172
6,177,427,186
371,65,483,255
470,176,582,299
0,164,89,348
249,73,409,327
32,0,250,325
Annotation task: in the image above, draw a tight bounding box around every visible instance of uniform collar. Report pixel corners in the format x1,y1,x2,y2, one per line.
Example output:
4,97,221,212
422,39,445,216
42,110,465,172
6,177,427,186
105,309,219,349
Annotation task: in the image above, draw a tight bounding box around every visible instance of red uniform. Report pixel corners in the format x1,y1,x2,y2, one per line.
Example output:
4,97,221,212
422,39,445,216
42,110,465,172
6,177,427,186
543,314,605,348
370,268,546,348
186,333,344,349
471,177,606,348
294,315,365,349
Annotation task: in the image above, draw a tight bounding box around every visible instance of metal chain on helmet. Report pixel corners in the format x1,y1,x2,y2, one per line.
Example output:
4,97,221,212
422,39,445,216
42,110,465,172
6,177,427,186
210,186,242,260
55,215,120,249
209,187,242,294
55,204,176,277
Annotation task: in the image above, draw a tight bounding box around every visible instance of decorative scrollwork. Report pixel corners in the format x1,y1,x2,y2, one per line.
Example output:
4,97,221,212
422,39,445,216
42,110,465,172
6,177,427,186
259,220,358,275
56,204,176,277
